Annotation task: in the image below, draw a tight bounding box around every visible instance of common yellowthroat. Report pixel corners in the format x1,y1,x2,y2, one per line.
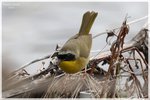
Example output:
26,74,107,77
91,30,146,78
57,11,98,74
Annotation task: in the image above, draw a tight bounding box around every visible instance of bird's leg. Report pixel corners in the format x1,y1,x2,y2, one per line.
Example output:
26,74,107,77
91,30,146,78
82,65,88,78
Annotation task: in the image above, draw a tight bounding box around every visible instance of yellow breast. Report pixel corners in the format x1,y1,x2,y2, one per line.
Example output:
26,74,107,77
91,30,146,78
59,57,87,74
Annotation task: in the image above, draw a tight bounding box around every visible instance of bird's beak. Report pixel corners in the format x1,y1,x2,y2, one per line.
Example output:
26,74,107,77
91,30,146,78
55,57,61,65
54,56,62,66
50,51,61,66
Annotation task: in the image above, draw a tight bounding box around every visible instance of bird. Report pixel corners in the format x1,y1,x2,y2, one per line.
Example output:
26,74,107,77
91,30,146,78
57,11,98,74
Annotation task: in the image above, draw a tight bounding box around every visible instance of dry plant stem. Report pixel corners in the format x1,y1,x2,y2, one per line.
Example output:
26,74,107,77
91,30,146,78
121,46,148,69
107,18,129,78
89,44,147,79
9,54,51,77
93,16,148,39
126,59,143,97
126,58,147,81
121,68,135,74
89,56,110,74
114,73,145,78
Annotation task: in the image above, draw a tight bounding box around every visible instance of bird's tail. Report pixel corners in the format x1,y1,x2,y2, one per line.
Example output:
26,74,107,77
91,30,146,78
79,11,98,35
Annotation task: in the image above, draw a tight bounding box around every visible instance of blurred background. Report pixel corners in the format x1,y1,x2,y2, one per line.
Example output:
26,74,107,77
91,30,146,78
2,2,148,79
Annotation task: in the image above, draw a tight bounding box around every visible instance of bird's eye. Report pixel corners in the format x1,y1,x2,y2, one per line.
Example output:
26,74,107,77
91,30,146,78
57,53,75,61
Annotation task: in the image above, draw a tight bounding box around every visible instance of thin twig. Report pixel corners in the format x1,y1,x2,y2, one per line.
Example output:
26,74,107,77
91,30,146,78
92,16,148,39
121,47,148,68
126,58,147,81
9,54,51,76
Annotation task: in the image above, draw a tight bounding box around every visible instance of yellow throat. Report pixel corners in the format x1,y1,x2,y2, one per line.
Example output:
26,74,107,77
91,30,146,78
59,57,87,74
